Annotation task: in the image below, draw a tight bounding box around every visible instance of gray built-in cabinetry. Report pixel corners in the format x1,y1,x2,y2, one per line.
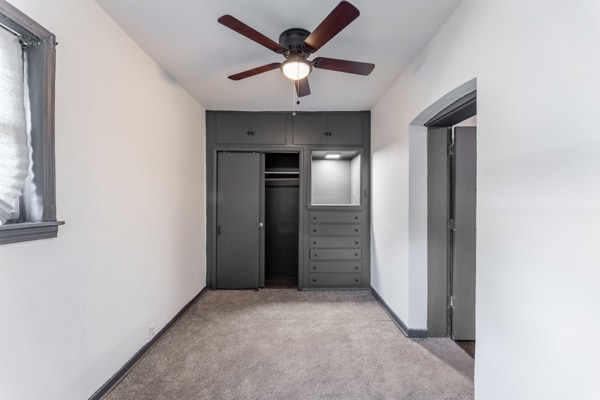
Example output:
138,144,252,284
291,113,363,145
206,111,370,290
215,113,287,144
308,211,363,287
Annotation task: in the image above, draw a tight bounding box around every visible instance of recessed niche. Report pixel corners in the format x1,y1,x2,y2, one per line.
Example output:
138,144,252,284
311,150,361,206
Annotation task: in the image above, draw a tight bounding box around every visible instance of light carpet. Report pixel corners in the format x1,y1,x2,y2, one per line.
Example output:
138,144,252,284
103,289,473,400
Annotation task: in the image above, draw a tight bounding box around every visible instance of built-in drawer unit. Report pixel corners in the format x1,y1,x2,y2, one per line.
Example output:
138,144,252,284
308,273,362,286
306,210,365,288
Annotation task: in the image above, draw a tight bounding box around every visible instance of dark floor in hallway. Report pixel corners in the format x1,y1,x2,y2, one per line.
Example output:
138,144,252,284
455,340,476,358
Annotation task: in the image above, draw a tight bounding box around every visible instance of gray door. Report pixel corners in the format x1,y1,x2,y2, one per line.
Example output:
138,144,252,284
427,127,451,337
451,127,477,340
216,152,261,288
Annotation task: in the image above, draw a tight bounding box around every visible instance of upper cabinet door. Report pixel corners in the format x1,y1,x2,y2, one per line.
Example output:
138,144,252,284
327,114,363,145
215,113,287,144
292,113,363,145
291,114,328,144
252,114,287,144
216,113,253,144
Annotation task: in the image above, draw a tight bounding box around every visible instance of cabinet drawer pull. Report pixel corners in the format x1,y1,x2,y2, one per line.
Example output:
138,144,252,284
313,241,317,245
354,216,359,220
313,266,317,270
354,253,359,257
355,266,359,270
313,229,317,233
355,241,359,245
313,216,317,220
355,228,359,232
313,279,317,283
355,279,359,283
314,253,318,257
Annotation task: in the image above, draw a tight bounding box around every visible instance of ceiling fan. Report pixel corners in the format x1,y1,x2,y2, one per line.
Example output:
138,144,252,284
218,0,375,97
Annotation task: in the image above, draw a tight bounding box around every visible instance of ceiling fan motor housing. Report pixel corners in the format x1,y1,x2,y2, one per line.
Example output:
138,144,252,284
279,28,311,59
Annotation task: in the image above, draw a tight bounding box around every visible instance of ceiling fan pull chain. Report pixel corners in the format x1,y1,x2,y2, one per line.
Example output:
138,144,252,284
292,81,297,116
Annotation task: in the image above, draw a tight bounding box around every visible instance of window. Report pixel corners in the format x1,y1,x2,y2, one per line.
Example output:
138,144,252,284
0,1,61,245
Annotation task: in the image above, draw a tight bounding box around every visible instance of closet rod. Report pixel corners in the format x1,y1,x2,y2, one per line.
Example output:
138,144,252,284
265,171,300,175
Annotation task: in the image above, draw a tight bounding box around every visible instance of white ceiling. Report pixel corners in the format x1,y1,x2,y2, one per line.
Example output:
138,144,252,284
95,0,463,111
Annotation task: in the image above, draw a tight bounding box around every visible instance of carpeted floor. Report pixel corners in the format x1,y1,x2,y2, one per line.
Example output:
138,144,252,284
103,289,473,400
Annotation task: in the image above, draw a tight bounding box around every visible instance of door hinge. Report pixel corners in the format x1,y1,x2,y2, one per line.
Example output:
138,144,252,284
449,296,455,308
448,219,456,231
364,189,369,198
448,143,455,155
217,225,221,236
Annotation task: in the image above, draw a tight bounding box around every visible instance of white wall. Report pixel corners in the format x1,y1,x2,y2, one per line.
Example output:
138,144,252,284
371,1,600,399
0,1,206,399
312,159,351,205
350,154,362,206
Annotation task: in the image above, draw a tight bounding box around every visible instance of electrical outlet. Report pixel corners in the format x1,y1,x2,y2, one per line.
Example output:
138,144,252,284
149,322,156,341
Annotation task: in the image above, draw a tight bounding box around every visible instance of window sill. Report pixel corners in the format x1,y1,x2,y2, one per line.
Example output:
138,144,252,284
0,221,65,245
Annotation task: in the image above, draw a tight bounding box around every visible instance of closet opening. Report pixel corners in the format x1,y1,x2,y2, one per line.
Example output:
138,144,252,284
264,153,299,288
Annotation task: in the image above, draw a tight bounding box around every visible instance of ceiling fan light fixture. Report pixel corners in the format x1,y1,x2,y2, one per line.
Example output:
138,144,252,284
281,58,312,81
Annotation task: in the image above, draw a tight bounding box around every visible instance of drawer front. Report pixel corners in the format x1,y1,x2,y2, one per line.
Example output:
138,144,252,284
309,211,362,224
309,236,361,248
308,273,362,286
310,249,361,260
310,224,362,236
309,261,361,273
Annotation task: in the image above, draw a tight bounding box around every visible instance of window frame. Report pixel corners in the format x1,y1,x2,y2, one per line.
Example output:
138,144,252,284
0,0,62,245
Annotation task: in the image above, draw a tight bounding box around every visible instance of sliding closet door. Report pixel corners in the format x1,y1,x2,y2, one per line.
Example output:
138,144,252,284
216,152,261,288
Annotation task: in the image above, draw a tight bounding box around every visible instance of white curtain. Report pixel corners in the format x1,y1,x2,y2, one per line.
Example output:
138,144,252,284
0,27,29,224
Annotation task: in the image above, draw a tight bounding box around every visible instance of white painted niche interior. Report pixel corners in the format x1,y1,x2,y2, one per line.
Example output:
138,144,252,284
311,150,361,206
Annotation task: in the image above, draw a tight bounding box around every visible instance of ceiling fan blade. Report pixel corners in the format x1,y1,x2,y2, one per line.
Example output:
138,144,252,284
295,78,311,97
218,15,285,53
228,62,281,81
304,1,360,52
312,57,375,75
